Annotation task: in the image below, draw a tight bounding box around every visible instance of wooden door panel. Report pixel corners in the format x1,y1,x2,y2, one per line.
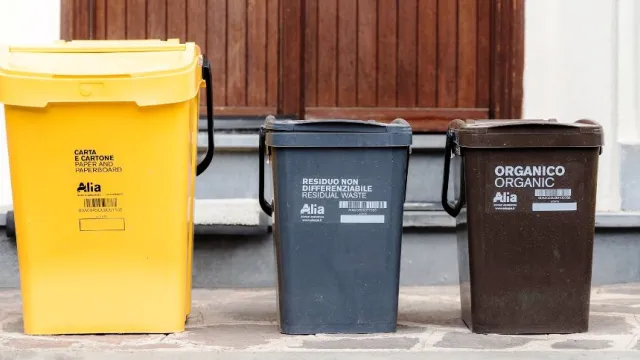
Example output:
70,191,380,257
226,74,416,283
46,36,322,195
316,0,338,106
187,1,208,53
302,0,500,131
458,0,478,107
167,1,187,41
337,0,357,107
476,0,492,108
247,0,268,107
417,0,437,107
356,0,377,107
146,0,167,39
63,0,279,118
437,0,458,108
107,0,125,39
127,0,147,39
304,0,318,107
377,0,397,107
226,0,248,108
60,0,91,40
207,0,227,110
266,0,279,108
397,0,418,107
92,0,106,39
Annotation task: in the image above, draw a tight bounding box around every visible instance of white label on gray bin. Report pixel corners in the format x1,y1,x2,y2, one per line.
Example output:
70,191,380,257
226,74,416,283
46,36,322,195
340,215,385,223
297,177,389,224
486,162,583,214
339,201,388,209
301,178,373,199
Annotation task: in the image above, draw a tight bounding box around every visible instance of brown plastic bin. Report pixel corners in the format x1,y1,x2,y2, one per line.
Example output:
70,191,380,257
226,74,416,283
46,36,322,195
441,119,604,335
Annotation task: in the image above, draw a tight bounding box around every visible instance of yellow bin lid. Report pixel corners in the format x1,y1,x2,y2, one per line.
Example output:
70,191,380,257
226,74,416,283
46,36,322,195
0,39,203,107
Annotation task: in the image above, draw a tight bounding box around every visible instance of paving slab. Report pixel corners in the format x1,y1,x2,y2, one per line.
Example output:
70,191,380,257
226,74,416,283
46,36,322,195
0,284,639,359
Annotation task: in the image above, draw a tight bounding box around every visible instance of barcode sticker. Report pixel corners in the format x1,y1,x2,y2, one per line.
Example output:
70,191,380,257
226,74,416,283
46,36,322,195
339,201,388,209
84,198,118,208
535,189,572,197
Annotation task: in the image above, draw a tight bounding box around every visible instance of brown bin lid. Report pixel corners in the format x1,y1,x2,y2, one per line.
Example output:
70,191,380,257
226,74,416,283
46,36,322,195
449,119,604,149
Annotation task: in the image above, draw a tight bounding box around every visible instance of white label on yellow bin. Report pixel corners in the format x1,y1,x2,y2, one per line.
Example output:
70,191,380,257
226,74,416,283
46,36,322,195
79,218,126,231
74,149,125,231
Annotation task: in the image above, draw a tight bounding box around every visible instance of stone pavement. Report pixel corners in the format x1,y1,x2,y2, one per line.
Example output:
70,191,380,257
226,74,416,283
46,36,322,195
0,284,639,359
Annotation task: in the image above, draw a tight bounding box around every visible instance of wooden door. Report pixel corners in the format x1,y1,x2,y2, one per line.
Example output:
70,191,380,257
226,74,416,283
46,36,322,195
290,0,523,131
60,0,524,132
301,0,490,131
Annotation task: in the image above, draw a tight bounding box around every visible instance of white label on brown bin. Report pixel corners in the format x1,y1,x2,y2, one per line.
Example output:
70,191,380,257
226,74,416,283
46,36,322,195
486,163,583,214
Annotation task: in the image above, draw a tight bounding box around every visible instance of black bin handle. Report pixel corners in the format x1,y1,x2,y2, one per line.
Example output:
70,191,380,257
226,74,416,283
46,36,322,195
196,55,214,176
441,129,465,217
259,126,273,216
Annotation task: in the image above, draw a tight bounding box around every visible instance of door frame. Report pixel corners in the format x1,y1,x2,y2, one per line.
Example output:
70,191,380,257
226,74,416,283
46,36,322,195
61,0,525,131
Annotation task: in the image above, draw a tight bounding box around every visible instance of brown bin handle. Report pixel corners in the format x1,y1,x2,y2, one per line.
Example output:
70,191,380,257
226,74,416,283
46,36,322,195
196,55,215,176
441,129,466,217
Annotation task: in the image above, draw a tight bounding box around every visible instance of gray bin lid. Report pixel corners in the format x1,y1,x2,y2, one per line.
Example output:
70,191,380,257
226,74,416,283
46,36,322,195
264,118,413,148
450,119,604,149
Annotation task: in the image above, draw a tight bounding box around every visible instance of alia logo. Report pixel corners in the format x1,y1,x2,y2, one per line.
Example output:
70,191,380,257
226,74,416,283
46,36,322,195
77,182,101,192
493,192,517,203
300,203,324,215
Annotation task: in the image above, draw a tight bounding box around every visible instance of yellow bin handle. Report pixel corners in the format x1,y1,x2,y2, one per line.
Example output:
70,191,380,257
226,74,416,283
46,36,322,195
197,55,214,176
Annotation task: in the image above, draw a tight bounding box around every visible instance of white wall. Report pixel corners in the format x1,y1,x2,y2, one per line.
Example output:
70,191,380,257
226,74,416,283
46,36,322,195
617,0,640,145
523,0,630,212
0,0,61,211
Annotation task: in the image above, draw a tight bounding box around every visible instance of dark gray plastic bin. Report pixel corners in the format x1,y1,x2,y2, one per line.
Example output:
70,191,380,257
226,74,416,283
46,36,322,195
258,116,412,335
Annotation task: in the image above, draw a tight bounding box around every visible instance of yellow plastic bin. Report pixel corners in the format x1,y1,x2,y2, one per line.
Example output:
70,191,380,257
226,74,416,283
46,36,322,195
0,39,214,335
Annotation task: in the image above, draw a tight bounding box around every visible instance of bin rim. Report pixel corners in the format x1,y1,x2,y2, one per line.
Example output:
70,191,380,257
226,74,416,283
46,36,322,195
7,39,186,54
263,117,413,134
0,40,198,78
448,118,604,150
0,40,203,107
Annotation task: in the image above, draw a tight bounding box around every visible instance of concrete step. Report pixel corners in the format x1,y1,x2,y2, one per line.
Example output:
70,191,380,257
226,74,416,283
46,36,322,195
0,284,639,359
2,199,640,288
3,199,640,229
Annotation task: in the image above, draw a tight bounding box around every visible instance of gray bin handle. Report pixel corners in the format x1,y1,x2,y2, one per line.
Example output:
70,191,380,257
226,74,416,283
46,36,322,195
258,126,273,216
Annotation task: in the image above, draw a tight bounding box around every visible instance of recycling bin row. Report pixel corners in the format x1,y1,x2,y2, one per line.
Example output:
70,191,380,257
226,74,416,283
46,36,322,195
1,40,604,336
